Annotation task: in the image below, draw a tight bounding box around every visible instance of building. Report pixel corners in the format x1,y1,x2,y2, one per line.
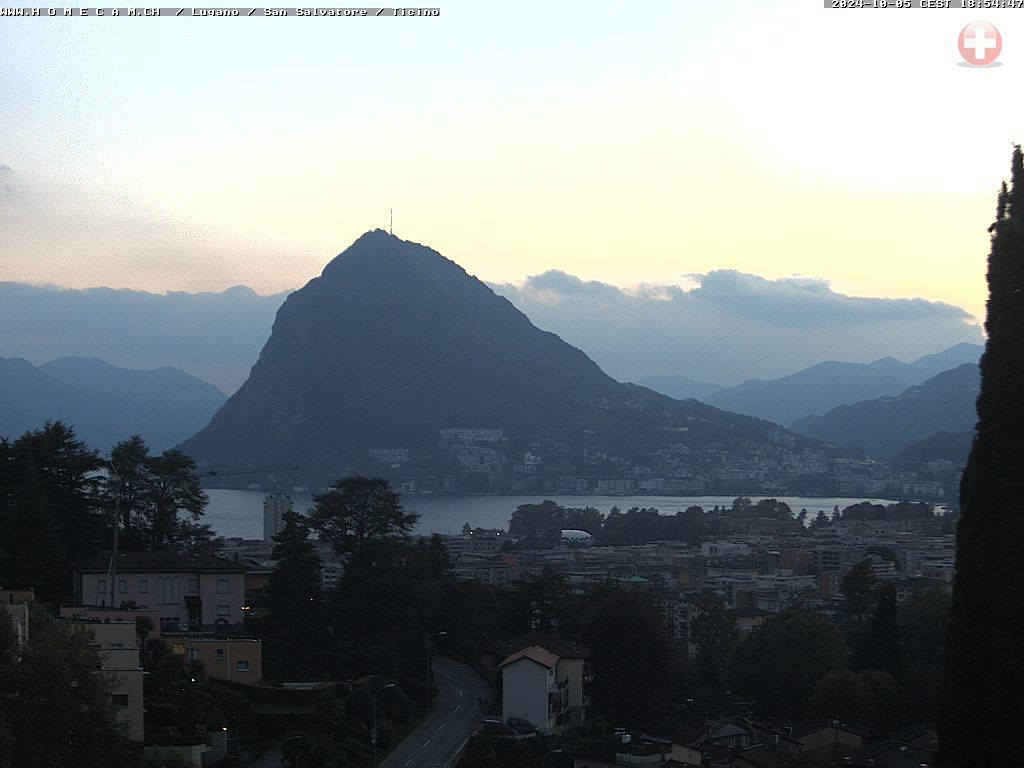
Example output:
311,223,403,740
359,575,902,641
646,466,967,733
72,620,145,742
263,493,295,542
74,551,250,633
499,636,591,735
168,636,263,683
441,529,506,561
60,605,162,640
574,732,702,768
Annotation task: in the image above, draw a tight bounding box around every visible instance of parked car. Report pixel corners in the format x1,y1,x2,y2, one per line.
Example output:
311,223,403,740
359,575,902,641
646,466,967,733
506,717,537,734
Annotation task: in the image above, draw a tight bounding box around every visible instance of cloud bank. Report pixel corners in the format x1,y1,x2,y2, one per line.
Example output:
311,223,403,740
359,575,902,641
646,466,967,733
491,270,982,385
0,282,286,394
0,268,982,395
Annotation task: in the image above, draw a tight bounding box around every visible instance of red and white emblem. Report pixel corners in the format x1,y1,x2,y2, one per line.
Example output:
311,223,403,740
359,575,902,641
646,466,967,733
959,22,1001,67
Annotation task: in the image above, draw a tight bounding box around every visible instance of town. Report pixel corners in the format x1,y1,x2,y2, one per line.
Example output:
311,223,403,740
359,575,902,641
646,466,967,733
1,463,956,767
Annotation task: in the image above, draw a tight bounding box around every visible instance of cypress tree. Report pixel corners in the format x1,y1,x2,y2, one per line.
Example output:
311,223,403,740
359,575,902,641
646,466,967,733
263,510,326,678
936,146,1024,765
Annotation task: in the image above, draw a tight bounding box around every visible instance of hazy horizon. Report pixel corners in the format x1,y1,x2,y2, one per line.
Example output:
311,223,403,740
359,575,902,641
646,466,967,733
0,249,983,394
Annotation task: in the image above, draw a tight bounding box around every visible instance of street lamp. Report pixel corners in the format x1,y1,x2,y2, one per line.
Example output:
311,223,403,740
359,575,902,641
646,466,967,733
372,682,395,768
426,630,447,710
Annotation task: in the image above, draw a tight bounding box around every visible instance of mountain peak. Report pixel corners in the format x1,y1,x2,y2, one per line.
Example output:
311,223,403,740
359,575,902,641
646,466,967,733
180,234,803,485
320,230,445,279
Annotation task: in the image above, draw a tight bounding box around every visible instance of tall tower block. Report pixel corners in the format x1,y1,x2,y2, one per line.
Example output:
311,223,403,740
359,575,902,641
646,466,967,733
262,493,294,542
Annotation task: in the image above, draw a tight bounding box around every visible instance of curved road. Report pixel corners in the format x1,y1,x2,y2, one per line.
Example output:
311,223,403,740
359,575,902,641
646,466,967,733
380,657,491,768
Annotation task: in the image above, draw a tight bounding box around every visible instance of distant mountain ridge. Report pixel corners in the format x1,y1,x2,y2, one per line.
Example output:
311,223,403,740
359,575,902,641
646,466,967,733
790,363,979,456
180,231,814,484
632,375,724,401
0,281,285,393
897,430,975,466
700,342,982,426
0,356,226,452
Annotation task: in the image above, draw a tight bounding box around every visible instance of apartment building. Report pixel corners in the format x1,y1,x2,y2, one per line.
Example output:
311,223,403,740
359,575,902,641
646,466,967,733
74,551,249,632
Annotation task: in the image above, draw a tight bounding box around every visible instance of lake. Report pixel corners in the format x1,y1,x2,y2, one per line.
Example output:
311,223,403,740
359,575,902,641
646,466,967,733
202,489,899,540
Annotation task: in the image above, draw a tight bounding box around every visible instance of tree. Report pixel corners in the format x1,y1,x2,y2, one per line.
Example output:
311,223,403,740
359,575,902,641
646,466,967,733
105,438,218,554
900,587,950,680
753,498,792,519
839,560,879,672
731,496,753,514
1,608,140,768
854,582,901,677
508,501,565,548
937,147,1024,766
500,567,573,637
583,588,676,730
108,435,151,540
810,669,870,721
309,477,419,576
809,667,899,732
263,510,326,678
0,422,106,604
565,506,603,537
859,668,900,733
840,560,878,624
810,510,832,530
140,450,209,551
688,593,739,697
732,608,848,718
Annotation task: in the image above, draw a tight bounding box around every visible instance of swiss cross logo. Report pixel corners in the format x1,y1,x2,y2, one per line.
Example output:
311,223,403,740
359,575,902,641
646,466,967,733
959,22,1001,67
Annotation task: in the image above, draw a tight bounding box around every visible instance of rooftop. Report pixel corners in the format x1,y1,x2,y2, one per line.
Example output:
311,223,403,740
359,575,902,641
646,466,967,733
76,550,251,574
499,645,560,670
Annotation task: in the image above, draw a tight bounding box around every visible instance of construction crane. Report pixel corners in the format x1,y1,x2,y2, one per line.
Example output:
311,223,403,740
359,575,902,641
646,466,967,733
195,465,298,479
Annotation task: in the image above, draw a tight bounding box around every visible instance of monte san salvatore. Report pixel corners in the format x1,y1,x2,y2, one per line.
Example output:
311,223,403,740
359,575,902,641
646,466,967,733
179,230,812,490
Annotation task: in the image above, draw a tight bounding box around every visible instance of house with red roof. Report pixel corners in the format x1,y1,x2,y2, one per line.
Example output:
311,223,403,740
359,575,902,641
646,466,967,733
499,636,591,735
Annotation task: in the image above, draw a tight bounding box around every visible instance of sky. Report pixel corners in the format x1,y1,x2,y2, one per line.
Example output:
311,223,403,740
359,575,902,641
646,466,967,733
3,2,1022,323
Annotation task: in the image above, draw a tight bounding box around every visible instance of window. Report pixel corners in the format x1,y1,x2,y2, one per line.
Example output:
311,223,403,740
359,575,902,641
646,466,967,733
186,648,200,662
111,694,129,708
118,579,127,594
216,579,230,594
97,579,107,601
236,660,250,672
138,579,148,593
187,578,198,595
157,576,180,605
217,605,231,616
216,649,225,660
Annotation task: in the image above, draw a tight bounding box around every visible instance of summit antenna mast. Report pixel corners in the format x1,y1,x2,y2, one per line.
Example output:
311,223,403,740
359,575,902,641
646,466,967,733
390,208,393,235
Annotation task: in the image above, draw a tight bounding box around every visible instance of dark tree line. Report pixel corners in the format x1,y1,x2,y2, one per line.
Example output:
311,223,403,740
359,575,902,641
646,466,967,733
0,606,140,768
507,497,946,551
0,422,218,606
683,559,949,731
938,147,1024,765
107,435,217,554
508,500,731,549
0,422,107,604
261,478,680,736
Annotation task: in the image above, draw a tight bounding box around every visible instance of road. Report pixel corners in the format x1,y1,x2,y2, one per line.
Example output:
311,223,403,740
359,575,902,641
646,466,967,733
379,657,491,768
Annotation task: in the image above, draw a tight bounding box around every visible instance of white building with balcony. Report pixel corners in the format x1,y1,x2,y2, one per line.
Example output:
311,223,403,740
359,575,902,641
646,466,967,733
499,638,591,735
